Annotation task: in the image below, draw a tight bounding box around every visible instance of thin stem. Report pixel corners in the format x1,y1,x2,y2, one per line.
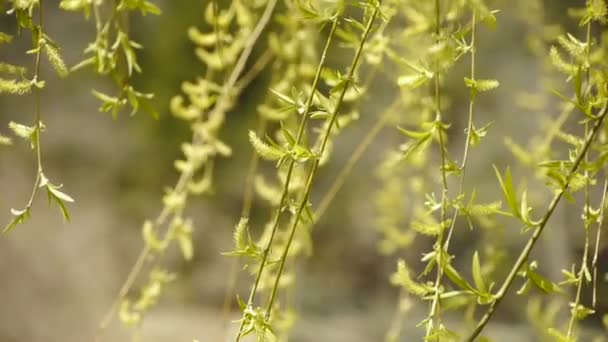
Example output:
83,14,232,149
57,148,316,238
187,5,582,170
465,103,608,342
94,1,278,338
242,121,266,219
211,0,278,120
234,49,274,92
567,19,594,338
427,0,449,337
212,0,224,69
591,176,607,308
264,1,381,318
220,119,266,340
539,101,575,156
444,10,476,250
4,0,47,235
234,18,340,342
566,229,590,337
28,0,45,204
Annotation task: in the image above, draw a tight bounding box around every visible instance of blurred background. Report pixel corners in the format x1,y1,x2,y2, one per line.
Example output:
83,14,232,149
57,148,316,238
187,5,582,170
0,0,607,341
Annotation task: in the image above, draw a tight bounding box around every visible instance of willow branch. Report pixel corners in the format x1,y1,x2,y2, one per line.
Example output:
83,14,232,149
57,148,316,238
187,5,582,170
94,1,278,338
264,0,382,318
465,103,608,341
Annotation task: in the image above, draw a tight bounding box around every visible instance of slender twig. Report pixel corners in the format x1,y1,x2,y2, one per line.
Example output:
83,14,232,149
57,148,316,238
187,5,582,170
212,0,224,69
591,176,607,308
311,14,395,222
566,227,590,337
94,1,278,339
264,0,382,318
235,49,274,92
444,10,476,250
3,0,46,236
566,20,594,338
220,118,266,340
234,18,340,342
242,120,267,219
29,0,45,206
427,0,449,336
465,103,608,342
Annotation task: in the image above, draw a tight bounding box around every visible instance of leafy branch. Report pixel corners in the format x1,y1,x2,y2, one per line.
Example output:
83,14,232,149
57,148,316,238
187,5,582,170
233,13,341,342
3,0,74,235
263,0,382,323
465,102,608,341
94,0,279,339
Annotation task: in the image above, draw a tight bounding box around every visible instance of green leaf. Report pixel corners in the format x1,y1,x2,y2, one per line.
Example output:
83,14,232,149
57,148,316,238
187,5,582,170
469,122,492,147
547,328,575,342
527,264,561,294
397,127,431,140
472,251,487,293
570,303,595,320
3,208,30,235
398,127,433,160
92,89,125,118
40,173,74,221
45,182,74,203
445,264,476,293
280,123,296,146
270,88,297,106
493,165,520,219
481,11,498,30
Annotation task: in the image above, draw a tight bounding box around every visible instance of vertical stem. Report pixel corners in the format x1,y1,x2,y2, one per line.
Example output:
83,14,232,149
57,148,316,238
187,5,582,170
234,18,339,342
95,1,278,338
584,25,603,309
566,231,590,337
264,0,381,319
242,124,265,218
427,0,448,337
566,20,593,338
444,10,476,250
220,119,265,339
21,0,45,214
591,176,607,308
212,0,224,69
34,1,43,174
